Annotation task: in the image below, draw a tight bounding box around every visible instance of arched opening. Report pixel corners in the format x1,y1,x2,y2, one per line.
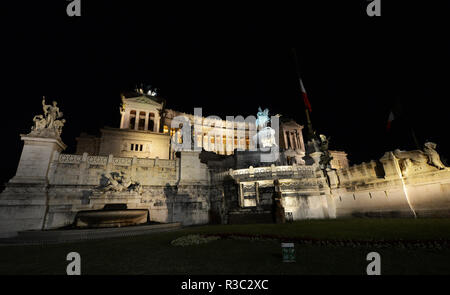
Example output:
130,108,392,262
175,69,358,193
129,110,136,129
138,111,146,130
148,112,155,131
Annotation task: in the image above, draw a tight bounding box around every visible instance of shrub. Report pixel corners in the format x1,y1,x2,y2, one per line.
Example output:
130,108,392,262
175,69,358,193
171,234,220,247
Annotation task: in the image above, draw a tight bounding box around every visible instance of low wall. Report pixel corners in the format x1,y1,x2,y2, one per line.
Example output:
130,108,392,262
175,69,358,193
331,153,450,217
51,153,178,186
0,151,212,236
0,183,211,236
213,164,336,221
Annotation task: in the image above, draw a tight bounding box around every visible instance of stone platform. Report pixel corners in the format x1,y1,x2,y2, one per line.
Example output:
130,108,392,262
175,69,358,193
227,209,273,224
0,222,182,245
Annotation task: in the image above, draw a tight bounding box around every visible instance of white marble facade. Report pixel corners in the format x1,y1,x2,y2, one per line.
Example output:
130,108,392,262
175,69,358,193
76,92,324,164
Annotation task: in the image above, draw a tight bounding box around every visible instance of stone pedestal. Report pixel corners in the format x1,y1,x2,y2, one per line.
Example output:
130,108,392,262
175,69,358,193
309,151,323,167
179,151,210,185
10,134,66,184
0,134,66,237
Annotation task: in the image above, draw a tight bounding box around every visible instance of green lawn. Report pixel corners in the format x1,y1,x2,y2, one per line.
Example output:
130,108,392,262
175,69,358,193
0,218,449,275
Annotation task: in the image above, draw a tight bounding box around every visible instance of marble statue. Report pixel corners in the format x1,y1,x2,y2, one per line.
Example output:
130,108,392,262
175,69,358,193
30,97,66,137
98,171,143,194
255,107,270,129
147,86,158,97
32,115,46,131
42,98,63,128
253,107,278,149
271,179,286,224
393,142,446,171
53,119,66,135
423,142,446,169
318,134,333,169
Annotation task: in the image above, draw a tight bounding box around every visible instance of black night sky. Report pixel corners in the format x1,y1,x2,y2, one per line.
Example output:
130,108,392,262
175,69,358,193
1,1,449,185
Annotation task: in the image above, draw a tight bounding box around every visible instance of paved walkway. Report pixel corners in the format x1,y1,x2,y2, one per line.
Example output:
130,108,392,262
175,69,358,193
0,223,182,246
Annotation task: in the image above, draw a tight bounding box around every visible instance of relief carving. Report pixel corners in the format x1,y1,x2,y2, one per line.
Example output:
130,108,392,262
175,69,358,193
98,171,143,195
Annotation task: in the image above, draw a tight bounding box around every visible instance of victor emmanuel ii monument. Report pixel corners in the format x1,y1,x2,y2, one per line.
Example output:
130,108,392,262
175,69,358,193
1,89,450,237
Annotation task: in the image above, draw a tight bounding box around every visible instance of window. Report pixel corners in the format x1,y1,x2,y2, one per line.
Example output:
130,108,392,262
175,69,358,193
130,143,145,152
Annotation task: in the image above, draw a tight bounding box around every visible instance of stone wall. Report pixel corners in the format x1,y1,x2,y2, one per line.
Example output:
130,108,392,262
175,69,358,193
2,132,450,238
330,152,450,217
0,143,212,236
98,127,171,159
51,153,178,186
212,164,336,221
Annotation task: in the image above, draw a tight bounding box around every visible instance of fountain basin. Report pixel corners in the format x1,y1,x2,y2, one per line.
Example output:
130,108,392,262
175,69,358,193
75,204,149,228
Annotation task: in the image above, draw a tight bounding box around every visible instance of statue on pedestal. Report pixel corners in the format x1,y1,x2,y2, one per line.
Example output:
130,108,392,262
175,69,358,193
318,134,333,169
271,179,286,224
30,97,66,138
253,107,278,149
393,142,446,172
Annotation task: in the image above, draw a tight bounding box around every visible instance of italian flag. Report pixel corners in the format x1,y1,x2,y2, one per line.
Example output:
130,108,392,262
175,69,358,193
386,111,395,131
300,78,312,113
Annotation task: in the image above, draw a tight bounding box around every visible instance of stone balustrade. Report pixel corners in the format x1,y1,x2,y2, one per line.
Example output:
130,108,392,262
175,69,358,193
212,164,316,183
52,153,177,186
58,153,176,168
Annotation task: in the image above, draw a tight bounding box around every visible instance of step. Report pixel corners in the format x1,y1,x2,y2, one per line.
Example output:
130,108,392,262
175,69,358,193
3,223,182,244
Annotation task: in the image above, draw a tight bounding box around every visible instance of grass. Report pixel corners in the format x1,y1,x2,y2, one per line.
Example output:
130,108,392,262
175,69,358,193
181,218,450,241
0,218,449,275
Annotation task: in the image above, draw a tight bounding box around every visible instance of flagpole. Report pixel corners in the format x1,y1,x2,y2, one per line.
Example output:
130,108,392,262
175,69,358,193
410,126,420,150
291,48,315,140
394,97,420,149
305,108,314,140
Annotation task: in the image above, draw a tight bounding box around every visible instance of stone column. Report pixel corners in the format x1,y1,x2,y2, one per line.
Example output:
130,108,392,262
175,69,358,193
290,132,296,149
255,182,260,205
155,113,160,133
295,131,301,149
134,110,139,131
283,131,288,149
143,112,148,131
120,112,125,129
125,109,132,129
238,183,244,207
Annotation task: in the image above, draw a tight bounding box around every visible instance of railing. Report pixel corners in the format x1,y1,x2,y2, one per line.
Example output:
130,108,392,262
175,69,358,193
58,153,176,168
212,165,316,182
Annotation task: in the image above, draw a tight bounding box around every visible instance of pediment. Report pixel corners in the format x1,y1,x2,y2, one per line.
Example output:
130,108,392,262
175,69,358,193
125,96,162,107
